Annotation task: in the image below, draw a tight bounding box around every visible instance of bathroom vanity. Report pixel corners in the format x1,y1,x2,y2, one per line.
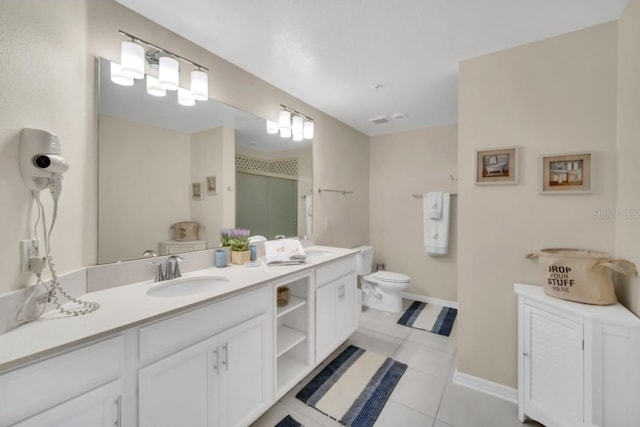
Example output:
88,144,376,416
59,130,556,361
0,246,358,427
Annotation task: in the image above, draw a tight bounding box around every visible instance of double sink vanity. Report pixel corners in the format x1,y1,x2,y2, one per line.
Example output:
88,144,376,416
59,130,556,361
0,246,359,427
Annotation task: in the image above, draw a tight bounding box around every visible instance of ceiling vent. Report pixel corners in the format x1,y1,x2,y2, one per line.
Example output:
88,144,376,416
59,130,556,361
370,116,390,125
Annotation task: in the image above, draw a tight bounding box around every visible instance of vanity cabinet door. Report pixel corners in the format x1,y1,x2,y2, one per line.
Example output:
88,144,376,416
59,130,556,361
335,273,357,344
139,336,218,427
14,380,123,427
218,314,270,427
315,280,338,361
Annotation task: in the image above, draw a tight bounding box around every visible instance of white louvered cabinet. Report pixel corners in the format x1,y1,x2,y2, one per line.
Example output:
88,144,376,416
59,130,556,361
515,283,640,427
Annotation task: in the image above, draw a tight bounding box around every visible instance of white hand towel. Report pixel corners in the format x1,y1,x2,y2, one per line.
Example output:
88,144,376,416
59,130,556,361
425,191,443,219
264,238,307,264
424,192,451,256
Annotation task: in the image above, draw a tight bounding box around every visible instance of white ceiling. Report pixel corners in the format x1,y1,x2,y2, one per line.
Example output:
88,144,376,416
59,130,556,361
115,0,628,136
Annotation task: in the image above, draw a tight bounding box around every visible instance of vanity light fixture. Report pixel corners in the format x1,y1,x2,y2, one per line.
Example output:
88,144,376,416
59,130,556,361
110,61,134,86
266,120,279,134
120,40,145,80
113,30,209,106
275,105,314,140
146,75,166,97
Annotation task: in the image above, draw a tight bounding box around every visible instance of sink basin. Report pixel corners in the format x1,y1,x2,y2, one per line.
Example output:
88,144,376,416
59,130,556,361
147,276,229,297
304,248,335,258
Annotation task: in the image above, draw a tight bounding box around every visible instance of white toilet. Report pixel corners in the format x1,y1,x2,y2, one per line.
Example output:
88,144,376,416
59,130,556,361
355,245,411,313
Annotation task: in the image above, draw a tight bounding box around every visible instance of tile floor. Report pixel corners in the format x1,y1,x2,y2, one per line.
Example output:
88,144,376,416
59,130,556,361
252,300,539,427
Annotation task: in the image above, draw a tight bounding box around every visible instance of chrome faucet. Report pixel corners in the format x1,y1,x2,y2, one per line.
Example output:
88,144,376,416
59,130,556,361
150,255,185,282
165,255,184,280
164,255,184,280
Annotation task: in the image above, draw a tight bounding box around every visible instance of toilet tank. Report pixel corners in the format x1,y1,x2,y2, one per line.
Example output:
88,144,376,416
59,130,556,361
354,245,374,275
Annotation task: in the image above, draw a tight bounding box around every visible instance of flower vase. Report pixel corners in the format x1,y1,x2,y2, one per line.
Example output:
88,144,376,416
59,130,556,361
231,250,250,265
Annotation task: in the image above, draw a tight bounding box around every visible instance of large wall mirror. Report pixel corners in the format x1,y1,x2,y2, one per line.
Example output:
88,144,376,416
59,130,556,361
97,58,313,264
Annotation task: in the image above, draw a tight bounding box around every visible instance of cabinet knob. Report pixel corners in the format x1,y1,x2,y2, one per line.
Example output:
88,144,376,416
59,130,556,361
213,348,219,375
522,352,529,358
222,343,229,371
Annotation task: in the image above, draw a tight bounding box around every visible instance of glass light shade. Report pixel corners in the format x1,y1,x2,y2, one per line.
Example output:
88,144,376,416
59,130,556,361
291,115,304,134
303,120,314,139
120,41,145,79
292,132,304,142
146,75,166,97
178,88,195,106
280,127,292,138
278,110,291,130
266,120,279,134
190,70,208,101
159,57,179,91
110,61,134,86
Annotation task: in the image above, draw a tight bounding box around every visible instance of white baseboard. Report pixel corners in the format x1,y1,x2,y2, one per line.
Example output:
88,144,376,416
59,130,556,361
452,369,518,404
402,292,458,309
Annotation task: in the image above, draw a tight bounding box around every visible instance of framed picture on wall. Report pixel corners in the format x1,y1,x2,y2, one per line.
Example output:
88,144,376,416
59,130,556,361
540,152,592,194
475,147,519,185
192,182,203,200
206,176,217,195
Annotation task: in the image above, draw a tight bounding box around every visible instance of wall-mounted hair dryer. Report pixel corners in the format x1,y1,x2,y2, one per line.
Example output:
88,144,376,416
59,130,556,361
19,129,69,199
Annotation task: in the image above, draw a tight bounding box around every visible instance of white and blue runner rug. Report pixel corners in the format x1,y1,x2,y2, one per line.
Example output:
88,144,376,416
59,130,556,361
296,345,407,427
397,301,457,336
275,414,302,427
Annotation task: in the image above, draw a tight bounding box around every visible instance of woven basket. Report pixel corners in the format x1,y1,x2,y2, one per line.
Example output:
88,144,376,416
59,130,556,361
526,248,637,305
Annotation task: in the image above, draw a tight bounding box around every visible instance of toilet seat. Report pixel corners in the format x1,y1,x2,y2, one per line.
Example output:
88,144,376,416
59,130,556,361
370,271,410,284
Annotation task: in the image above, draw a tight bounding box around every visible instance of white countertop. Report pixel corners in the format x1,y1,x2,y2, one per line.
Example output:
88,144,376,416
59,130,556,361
514,283,640,328
0,246,359,373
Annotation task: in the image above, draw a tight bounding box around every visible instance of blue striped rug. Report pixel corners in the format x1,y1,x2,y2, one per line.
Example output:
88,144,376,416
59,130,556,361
275,415,302,427
296,345,407,427
397,301,457,336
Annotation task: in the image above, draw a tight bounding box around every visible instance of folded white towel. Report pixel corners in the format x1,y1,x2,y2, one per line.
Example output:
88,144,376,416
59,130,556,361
424,193,451,256
425,191,443,219
264,238,307,265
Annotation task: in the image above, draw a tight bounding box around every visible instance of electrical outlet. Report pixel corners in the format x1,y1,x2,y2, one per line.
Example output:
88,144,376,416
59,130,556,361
20,240,38,273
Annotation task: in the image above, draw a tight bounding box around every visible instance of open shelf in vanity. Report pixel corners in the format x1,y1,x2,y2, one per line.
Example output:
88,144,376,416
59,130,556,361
274,273,313,398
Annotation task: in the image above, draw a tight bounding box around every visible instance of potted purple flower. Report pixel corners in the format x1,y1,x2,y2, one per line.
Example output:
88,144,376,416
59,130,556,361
220,228,251,264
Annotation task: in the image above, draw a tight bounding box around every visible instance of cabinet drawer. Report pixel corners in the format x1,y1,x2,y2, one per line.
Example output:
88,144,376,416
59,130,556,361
139,286,268,365
0,335,124,425
316,256,356,287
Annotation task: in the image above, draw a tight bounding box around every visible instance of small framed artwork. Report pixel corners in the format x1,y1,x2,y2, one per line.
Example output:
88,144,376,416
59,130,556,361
191,182,203,200
475,147,519,185
206,176,217,195
540,152,592,194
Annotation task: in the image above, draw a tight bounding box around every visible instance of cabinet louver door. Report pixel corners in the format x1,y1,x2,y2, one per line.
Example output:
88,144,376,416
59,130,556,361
523,304,584,426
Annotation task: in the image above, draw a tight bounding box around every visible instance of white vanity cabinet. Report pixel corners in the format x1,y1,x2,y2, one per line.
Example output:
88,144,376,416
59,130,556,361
315,257,358,362
515,283,640,427
13,380,123,427
0,336,125,426
137,286,271,427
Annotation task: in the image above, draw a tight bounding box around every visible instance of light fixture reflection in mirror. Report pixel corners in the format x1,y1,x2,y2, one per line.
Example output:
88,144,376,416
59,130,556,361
97,57,312,265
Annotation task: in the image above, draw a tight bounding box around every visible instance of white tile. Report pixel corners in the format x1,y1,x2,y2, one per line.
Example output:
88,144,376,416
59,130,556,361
389,368,447,417
250,401,324,427
433,420,454,427
392,340,454,378
358,308,411,339
347,327,404,356
374,400,435,427
405,324,457,355
436,381,523,427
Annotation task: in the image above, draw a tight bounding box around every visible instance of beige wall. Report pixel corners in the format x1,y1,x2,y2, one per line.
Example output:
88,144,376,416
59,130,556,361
190,127,235,248
615,0,640,316
457,23,618,388
0,0,369,295
98,115,191,263
0,0,94,292
369,125,458,301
